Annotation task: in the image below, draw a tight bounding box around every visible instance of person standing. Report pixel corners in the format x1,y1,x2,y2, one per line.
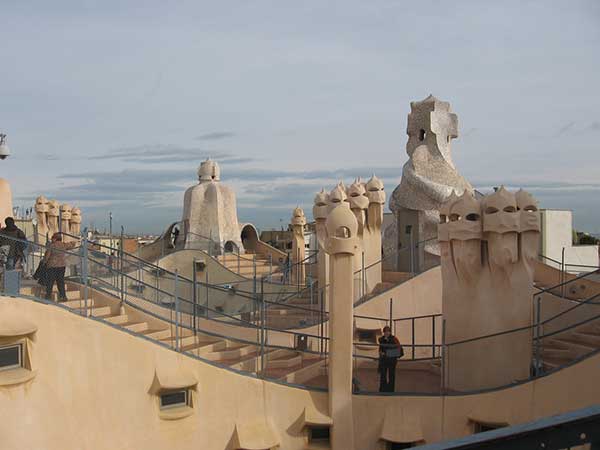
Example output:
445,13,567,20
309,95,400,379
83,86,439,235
0,217,27,270
378,325,403,392
43,232,79,301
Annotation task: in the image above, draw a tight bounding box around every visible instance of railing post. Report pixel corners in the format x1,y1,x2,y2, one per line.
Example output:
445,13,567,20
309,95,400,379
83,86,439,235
561,247,566,297
409,228,415,276
362,251,366,299
297,248,300,292
411,317,416,360
174,269,179,352
432,315,436,359
535,296,542,376
253,258,257,297
192,258,197,335
441,319,446,394
268,254,272,282
319,288,323,356
205,270,209,318
155,268,159,304
237,248,240,274
310,279,314,324
82,237,89,317
260,277,265,376
119,227,124,304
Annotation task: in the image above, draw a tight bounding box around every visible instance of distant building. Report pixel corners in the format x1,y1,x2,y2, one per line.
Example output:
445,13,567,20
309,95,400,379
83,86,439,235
260,229,293,252
540,209,599,272
90,233,139,255
260,227,314,254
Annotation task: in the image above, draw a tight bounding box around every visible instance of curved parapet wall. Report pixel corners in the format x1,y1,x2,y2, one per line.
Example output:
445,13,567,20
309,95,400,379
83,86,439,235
3,294,600,450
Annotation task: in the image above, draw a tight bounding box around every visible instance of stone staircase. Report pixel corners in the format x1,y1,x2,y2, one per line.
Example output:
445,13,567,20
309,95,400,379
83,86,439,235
19,281,327,387
216,253,277,278
540,321,600,371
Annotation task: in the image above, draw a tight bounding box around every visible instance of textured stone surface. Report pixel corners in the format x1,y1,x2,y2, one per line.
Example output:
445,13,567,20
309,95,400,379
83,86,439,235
34,196,49,240
33,196,82,242
390,95,473,257
181,159,243,253
47,199,60,238
314,176,385,301
439,187,540,391
290,207,307,284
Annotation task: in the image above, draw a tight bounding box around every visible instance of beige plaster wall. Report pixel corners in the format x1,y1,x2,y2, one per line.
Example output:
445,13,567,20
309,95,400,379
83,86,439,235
353,352,600,448
0,296,326,450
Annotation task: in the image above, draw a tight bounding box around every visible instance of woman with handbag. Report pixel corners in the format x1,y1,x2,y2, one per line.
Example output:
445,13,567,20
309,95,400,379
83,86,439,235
43,233,79,301
378,325,403,392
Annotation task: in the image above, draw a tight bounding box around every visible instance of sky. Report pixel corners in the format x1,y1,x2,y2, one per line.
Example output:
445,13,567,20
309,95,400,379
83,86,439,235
1,0,599,235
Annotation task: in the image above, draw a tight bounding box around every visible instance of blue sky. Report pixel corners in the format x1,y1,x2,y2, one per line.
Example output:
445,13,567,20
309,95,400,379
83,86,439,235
1,0,599,234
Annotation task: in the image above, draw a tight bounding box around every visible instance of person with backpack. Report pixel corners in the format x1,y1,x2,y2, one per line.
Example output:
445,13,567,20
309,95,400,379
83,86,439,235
0,217,27,270
378,325,403,392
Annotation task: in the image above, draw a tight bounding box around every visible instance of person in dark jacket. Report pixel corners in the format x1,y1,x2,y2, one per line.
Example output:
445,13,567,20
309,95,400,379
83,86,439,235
378,325,402,392
0,217,27,270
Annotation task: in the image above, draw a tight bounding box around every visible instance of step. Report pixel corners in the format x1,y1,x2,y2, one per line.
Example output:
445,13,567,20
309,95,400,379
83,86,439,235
544,338,572,350
104,314,129,325
74,305,112,317
158,328,195,344
222,348,274,369
577,323,600,335
540,347,572,359
236,266,273,276
276,357,325,384
61,297,93,308
551,338,595,358
267,308,310,317
543,355,574,370
182,340,228,355
266,352,302,369
60,290,82,300
50,291,81,302
204,344,257,361
217,254,262,261
124,322,151,333
571,331,600,347
220,258,270,268
229,348,288,371
168,334,220,348
143,329,172,340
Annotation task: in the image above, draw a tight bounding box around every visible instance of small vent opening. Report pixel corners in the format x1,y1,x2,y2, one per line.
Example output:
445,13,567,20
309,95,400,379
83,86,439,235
388,442,419,450
0,344,22,371
472,421,506,434
160,390,189,410
309,426,330,443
